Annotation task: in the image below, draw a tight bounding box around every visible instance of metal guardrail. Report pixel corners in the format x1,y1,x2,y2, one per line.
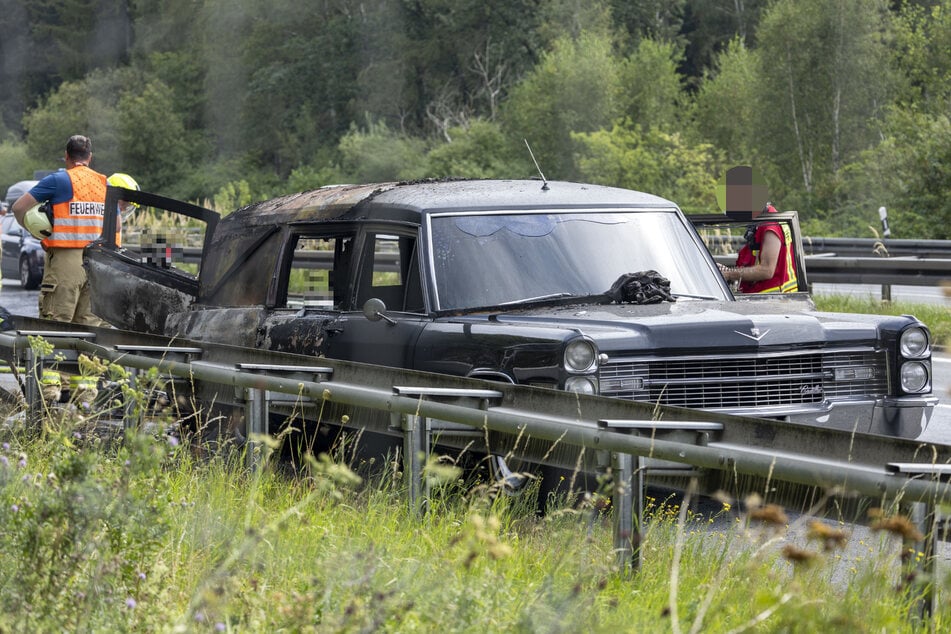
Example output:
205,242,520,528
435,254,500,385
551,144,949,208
125,242,951,290
801,255,951,287
707,235,951,259
711,254,951,288
801,237,951,259
1,316,951,599
706,236,951,288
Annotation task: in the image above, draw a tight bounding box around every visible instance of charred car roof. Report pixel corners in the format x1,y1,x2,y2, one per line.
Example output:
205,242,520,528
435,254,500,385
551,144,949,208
220,179,678,231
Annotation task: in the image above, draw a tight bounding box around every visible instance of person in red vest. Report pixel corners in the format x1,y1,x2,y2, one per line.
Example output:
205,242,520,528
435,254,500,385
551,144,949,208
721,202,799,293
716,166,798,293
11,135,108,325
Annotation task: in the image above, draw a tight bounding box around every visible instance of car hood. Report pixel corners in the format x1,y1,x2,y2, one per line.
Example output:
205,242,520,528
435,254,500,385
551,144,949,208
448,299,885,352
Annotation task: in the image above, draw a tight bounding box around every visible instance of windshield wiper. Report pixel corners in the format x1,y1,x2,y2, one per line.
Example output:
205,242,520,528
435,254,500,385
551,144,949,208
671,293,720,300
498,292,574,306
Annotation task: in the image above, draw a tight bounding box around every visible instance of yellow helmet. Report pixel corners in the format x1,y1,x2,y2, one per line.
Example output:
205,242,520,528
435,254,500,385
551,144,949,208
107,173,140,209
23,203,53,239
107,172,139,190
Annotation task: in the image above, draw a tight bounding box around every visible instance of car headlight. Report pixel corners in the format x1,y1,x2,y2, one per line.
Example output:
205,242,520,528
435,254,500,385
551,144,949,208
899,327,930,359
564,338,598,373
899,361,929,393
565,375,598,395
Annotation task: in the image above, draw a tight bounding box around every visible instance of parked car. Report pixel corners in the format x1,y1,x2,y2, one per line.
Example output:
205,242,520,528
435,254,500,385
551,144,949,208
1,212,44,289
84,180,938,442
3,180,38,209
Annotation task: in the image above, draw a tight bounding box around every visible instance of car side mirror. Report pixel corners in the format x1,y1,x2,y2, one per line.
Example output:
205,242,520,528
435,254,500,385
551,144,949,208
363,298,396,325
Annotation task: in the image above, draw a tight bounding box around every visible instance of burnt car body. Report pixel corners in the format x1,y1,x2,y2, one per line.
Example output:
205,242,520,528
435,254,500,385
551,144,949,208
85,180,938,439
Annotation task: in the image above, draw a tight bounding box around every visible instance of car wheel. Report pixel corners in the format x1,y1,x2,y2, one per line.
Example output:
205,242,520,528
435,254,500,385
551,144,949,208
19,256,41,290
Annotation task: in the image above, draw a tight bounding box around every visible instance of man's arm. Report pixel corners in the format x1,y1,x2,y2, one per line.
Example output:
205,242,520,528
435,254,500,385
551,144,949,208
10,192,39,226
720,231,782,283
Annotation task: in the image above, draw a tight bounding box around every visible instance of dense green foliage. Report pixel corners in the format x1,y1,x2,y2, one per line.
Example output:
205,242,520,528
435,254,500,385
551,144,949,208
1,0,950,238
1,415,947,632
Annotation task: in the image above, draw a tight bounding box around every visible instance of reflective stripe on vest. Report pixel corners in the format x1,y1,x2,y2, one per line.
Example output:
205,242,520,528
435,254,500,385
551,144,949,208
43,166,108,249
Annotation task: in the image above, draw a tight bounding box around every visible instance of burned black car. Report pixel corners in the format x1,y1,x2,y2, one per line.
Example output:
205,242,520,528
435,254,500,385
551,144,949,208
85,179,938,438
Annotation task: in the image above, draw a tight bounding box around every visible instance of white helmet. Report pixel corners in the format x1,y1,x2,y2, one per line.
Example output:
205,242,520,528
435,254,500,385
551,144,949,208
23,203,53,239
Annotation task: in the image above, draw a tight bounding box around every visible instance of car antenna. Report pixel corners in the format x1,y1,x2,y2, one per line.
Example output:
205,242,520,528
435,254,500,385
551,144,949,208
523,139,549,190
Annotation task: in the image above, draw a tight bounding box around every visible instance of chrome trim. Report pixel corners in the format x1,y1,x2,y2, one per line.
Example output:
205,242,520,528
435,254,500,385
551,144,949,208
600,349,889,410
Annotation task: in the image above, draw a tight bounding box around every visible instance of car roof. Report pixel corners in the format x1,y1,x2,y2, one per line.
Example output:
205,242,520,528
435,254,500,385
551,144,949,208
4,180,39,207
220,179,679,237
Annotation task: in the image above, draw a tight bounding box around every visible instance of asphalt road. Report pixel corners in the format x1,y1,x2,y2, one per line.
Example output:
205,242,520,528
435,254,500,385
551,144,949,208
1,279,36,315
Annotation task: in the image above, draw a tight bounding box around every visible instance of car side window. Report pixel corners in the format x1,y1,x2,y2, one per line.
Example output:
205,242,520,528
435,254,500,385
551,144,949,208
2,215,22,237
284,235,355,310
355,233,424,313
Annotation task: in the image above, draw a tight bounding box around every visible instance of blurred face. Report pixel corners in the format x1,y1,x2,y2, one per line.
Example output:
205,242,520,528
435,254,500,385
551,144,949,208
119,200,136,215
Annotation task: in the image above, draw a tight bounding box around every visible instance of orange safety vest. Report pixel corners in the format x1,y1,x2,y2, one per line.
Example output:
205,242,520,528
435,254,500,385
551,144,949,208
42,166,117,249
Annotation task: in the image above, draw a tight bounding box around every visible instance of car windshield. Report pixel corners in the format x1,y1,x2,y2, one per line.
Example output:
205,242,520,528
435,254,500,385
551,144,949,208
428,209,729,311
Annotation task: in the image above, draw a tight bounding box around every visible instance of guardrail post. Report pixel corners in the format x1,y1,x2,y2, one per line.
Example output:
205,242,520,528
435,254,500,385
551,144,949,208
235,363,334,471
23,346,42,427
611,451,642,574
392,387,504,517
16,330,97,429
114,345,204,433
401,411,428,516
885,462,951,621
244,385,268,469
123,367,140,431
908,501,936,621
600,420,724,575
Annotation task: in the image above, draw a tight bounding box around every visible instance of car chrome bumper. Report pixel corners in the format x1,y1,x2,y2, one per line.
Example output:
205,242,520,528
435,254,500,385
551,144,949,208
713,396,939,439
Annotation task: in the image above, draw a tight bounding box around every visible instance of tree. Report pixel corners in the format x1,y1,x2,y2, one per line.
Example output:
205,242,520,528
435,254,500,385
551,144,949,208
679,0,769,82
754,0,895,211
838,107,951,239
115,79,193,192
21,67,196,195
690,38,763,166
617,38,686,132
892,0,951,112
25,0,133,81
0,137,43,186
573,120,724,213
502,31,622,179
328,120,429,185
425,119,530,179
609,0,686,45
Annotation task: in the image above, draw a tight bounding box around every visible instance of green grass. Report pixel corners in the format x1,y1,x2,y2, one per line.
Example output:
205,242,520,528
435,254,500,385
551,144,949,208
1,411,948,632
2,298,950,632
814,294,951,348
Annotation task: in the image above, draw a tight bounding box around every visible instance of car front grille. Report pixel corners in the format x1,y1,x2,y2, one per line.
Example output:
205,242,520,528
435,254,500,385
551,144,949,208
598,350,888,410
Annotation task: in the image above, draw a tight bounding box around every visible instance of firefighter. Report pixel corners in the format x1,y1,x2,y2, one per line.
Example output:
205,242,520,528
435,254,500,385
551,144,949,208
10,135,108,325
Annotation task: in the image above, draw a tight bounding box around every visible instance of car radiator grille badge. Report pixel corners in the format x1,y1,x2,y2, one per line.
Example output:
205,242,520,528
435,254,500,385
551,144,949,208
735,327,770,342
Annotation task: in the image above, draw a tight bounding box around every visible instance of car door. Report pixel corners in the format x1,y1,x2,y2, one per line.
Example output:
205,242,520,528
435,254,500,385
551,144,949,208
0,215,22,280
326,230,429,367
259,228,428,368
689,210,811,296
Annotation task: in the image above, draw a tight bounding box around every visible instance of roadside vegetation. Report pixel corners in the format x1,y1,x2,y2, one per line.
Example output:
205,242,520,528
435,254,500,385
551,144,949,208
1,393,948,631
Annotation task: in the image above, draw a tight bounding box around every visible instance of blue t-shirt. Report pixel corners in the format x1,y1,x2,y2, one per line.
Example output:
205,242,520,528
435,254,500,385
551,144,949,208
28,169,74,205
